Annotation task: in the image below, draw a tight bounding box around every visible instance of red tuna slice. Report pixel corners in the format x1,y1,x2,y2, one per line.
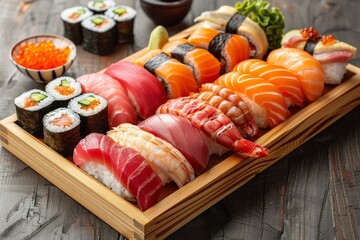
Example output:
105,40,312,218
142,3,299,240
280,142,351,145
104,61,169,119
73,133,163,211
77,73,137,128
138,113,210,173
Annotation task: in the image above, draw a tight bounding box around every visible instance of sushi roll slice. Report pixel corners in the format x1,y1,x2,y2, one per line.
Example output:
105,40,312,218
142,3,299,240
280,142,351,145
14,89,54,136
87,0,116,14
105,5,137,43
45,76,82,109
60,6,93,45
81,14,116,55
68,93,108,137
43,108,81,156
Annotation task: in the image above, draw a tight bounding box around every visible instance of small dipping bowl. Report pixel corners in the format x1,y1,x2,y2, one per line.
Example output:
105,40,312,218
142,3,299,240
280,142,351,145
140,0,193,27
10,34,76,84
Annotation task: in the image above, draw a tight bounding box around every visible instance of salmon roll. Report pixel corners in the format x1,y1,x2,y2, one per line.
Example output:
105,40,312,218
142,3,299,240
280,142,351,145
162,39,221,86
43,108,81,156
188,27,250,73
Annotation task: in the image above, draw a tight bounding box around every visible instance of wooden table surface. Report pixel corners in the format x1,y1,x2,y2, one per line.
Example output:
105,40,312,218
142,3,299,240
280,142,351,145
1,0,360,239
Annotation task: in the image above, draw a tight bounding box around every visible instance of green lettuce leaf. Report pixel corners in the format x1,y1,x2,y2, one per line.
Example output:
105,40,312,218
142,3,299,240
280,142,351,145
235,0,285,52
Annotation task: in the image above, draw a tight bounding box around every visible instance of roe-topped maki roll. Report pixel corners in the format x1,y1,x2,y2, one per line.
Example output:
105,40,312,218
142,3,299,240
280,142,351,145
61,6,93,44
45,76,82,108
14,89,54,136
43,108,81,156
105,5,137,43
87,0,116,14
81,14,116,55
68,93,108,137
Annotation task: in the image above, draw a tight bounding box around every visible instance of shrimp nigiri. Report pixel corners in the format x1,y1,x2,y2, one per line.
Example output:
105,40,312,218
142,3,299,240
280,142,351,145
107,123,195,188
215,71,290,128
267,48,325,102
157,96,268,158
233,59,306,108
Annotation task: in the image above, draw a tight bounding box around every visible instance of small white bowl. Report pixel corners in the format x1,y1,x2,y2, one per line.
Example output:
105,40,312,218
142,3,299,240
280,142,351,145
10,34,77,84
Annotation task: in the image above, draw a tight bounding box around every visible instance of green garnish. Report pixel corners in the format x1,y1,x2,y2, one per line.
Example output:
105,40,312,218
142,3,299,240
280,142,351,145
61,79,70,88
113,7,127,16
91,17,105,25
235,0,285,51
76,8,86,15
30,92,47,102
93,1,106,8
78,95,96,106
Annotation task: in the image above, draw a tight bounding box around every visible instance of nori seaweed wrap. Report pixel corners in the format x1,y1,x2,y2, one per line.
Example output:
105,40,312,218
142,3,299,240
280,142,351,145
61,6,93,45
105,5,137,43
81,14,116,55
68,93,108,137
14,89,54,136
43,108,81,156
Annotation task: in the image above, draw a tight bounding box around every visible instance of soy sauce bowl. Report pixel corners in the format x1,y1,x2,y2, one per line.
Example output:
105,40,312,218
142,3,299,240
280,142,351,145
140,0,193,27
10,34,77,84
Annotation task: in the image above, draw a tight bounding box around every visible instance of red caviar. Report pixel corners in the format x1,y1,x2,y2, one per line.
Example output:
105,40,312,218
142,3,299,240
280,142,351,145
300,27,319,41
14,40,70,70
321,34,336,46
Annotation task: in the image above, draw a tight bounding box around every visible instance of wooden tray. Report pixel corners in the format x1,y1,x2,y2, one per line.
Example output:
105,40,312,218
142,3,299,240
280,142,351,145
1,25,360,239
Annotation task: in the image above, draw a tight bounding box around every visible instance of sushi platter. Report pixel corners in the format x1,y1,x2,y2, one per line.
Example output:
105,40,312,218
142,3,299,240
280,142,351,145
1,21,360,239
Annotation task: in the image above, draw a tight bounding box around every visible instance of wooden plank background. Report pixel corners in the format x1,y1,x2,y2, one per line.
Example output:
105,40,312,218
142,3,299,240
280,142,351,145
0,0,359,239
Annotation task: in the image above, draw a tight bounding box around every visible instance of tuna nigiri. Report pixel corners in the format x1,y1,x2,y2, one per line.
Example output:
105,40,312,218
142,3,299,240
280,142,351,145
215,71,290,128
281,27,357,84
188,27,250,73
77,73,137,128
162,39,221,85
266,48,325,102
107,123,195,188
233,59,306,108
104,61,168,119
73,133,163,211
157,96,268,158
135,50,198,99
138,113,210,173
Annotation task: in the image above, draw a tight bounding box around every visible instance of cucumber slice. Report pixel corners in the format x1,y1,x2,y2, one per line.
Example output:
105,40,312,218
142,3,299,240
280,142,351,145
91,17,105,25
113,7,127,16
30,92,47,102
76,8,86,15
78,95,96,106
93,1,106,8
61,79,71,88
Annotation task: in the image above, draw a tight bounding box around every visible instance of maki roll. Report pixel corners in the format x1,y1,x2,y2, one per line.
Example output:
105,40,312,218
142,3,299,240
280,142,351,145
87,0,116,14
81,14,116,55
14,89,54,136
45,76,82,109
43,108,81,156
60,6,93,45
105,5,137,43
68,93,108,137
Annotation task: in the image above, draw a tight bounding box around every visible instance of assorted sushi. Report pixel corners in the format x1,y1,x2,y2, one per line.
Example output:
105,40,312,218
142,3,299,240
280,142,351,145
87,0,116,14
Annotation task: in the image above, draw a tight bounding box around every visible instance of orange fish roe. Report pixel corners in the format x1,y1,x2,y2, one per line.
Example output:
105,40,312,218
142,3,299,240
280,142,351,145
14,40,70,70
80,100,101,110
321,34,336,46
300,26,319,41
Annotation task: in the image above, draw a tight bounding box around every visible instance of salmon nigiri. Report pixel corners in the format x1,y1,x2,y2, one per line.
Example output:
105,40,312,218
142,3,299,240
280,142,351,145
135,50,198,99
188,27,250,73
162,39,221,85
215,71,290,128
266,48,325,102
233,59,306,108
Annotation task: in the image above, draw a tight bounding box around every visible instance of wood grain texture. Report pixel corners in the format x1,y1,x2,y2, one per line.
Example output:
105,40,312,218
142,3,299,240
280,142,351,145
0,0,360,239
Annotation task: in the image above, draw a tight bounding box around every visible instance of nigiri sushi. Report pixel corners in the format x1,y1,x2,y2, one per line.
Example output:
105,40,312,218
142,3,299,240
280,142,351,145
281,27,357,84
107,123,195,188
200,83,258,137
156,96,269,158
266,48,325,102
194,5,268,59
73,133,163,211
138,113,210,173
187,27,250,73
233,59,306,108
135,50,198,99
162,39,221,85
215,71,290,128
104,61,168,119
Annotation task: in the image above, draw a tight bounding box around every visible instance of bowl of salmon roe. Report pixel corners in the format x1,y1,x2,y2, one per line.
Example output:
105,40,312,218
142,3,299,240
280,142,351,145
10,34,76,84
